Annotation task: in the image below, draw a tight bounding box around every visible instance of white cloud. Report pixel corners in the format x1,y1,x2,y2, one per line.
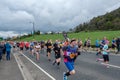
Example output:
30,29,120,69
106,2,120,12
0,0,120,35
0,31,28,39
0,31,19,38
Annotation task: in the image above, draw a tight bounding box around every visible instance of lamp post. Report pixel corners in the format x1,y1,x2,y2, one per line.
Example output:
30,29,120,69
29,22,35,38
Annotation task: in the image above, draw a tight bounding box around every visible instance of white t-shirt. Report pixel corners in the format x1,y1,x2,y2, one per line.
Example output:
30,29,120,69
35,45,40,49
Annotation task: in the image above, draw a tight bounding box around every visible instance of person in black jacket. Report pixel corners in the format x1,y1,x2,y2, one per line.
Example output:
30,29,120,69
116,37,120,54
2,41,6,60
53,42,61,66
0,41,5,61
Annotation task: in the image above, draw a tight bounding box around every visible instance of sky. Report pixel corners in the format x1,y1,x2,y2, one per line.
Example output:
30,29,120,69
0,0,120,38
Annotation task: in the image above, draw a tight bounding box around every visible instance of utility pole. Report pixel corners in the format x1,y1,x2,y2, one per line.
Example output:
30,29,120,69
29,22,35,38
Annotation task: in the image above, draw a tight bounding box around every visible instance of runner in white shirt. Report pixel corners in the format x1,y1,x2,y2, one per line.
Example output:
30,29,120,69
35,43,41,61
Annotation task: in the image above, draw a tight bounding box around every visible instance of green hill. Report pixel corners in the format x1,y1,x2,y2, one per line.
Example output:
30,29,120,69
75,7,120,32
18,30,120,45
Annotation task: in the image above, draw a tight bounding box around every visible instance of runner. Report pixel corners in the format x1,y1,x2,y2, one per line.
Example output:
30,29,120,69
62,39,70,56
83,39,87,52
96,37,106,61
53,42,61,67
78,39,83,51
35,42,41,61
63,39,77,80
40,40,45,53
100,37,107,48
16,42,20,50
102,41,110,68
19,41,25,52
78,39,82,51
116,37,120,54
95,39,100,55
96,38,110,68
13,41,16,50
25,41,30,51
86,37,91,51
45,40,52,61
111,38,116,49
73,40,81,62
30,41,34,56
97,37,107,56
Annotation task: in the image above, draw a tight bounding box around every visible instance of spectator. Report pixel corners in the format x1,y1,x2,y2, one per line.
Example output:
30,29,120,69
0,41,5,61
5,41,12,60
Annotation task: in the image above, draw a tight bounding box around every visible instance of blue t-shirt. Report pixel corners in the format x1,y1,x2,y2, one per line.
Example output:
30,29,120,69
101,40,106,45
95,40,99,47
5,43,12,51
112,40,116,44
66,45,77,61
30,42,34,46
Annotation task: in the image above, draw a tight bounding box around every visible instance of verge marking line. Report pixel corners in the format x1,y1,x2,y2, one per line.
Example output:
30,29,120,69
101,63,120,69
22,53,56,80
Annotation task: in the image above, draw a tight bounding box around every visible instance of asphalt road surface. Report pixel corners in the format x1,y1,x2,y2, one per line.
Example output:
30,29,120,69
1,49,120,80
18,50,120,80
0,53,24,80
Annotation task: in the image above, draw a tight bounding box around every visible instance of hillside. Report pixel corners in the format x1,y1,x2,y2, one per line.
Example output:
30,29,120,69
75,7,120,32
18,31,120,45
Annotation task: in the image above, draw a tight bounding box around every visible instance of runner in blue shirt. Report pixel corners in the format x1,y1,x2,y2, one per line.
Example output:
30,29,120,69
63,39,77,80
95,39,101,56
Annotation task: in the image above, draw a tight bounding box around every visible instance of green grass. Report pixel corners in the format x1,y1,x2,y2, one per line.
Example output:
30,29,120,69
19,31,120,45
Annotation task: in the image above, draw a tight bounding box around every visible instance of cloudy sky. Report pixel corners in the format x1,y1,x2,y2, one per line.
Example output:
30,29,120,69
0,0,120,38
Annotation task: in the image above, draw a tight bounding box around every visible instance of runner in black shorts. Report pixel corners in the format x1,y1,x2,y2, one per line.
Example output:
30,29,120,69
19,41,24,51
40,40,45,53
102,41,110,68
53,42,61,67
45,40,52,61
111,38,116,49
116,37,120,54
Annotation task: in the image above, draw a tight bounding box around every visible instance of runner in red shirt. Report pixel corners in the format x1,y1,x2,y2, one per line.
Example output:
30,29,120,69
25,42,30,50
19,41,25,51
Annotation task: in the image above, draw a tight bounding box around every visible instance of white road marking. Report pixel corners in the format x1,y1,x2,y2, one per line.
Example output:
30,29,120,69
22,53,56,80
13,53,28,80
101,63,120,69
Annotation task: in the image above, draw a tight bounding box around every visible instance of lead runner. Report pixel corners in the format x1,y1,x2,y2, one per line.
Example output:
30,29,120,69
63,39,78,80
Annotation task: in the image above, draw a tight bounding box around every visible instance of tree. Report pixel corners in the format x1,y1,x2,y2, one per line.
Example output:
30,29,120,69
0,37,3,41
34,30,40,35
73,7,120,31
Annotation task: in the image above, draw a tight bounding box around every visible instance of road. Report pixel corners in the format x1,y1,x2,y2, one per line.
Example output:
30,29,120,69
1,49,120,80
0,52,24,80
18,50,120,80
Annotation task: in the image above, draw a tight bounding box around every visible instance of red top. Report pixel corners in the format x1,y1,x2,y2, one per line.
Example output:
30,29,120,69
20,42,25,48
25,42,30,47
